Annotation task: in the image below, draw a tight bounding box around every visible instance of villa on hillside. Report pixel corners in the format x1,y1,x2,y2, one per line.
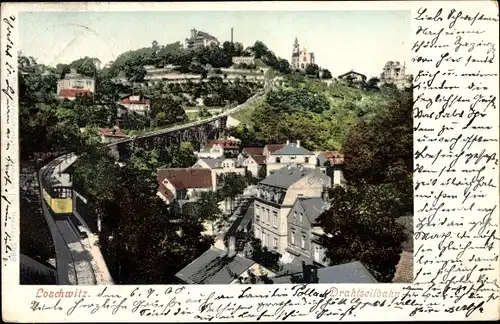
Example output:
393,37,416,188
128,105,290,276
117,94,151,116
184,28,220,49
57,68,95,100
237,147,267,179
98,126,128,144
254,165,331,254
337,70,367,84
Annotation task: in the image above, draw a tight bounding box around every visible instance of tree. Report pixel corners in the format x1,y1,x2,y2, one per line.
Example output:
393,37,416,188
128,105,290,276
317,185,407,282
305,63,320,77
321,69,333,79
219,173,247,214
150,96,187,127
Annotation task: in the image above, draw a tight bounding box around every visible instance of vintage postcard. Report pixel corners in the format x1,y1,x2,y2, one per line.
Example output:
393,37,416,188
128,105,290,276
1,1,499,322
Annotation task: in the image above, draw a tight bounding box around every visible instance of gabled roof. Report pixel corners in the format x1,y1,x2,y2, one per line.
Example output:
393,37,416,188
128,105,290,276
251,155,267,165
317,151,344,165
157,168,213,190
338,70,367,79
260,166,313,189
264,144,285,154
243,147,264,155
297,197,330,224
175,246,254,284
317,261,378,283
271,143,313,156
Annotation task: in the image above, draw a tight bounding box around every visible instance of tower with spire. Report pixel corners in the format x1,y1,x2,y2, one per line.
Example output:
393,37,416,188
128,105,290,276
291,37,315,71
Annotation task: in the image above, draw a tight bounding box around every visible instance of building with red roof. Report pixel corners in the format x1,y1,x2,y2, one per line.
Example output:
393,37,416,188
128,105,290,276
98,126,128,144
57,68,95,100
157,168,213,204
197,137,242,159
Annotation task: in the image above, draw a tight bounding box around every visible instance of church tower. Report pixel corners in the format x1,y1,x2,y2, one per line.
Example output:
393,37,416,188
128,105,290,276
292,37,300,70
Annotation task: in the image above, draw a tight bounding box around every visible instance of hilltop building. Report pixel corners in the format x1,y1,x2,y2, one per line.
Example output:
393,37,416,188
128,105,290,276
291,37,315,71
337,70,367,84
117,94,151,116
184,28,220,49
57,68,95,100
379,61,412,89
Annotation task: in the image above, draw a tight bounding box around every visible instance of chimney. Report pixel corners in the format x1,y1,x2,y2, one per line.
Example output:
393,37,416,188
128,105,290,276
297,140,301,148
231,27,234,43
227,235,236,258
191,28,197,39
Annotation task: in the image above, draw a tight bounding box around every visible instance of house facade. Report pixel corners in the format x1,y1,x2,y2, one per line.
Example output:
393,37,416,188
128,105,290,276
266,140,317,176
254,166,331,254
184,29,220,49
118,94,151,116
379,61,412,89
192,158,246,189
156,168,213,204
337,70,367,83
237,147,266,179
291,38,315,71
57,69,95,100
286,196,330,266
315,151,346,186
232,56,256,66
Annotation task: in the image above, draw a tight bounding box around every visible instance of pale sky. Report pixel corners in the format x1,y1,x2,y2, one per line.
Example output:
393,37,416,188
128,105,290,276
19,10,411,78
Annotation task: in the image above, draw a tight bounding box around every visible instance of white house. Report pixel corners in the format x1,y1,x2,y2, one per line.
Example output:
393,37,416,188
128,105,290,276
57,68,95,100
254,165,331,254
197,138,241,159
118,94,151,116
266,140,317,176
237,147,266,179
156,168,213,204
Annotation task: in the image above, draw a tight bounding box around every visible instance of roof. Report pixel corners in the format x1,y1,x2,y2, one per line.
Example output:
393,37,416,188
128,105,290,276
392,251,413,283
298,197,330,224
260,166,314,189
157,168,213,190
198,158,237,169
175,247,254,284
59,89,92,98
338,70,367,79
205,139,240,149
243,147,264,155
119,94,151,102
251,155,267,165
191,30,218,42
272,143,313,156
98,127,127,137
317,261,378,283
264,144,286,154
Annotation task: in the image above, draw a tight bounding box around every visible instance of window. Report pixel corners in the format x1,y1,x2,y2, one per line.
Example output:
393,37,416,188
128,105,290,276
301,234,306,249
291,231,296,245
293,211,297,220
301,63,305,69
305,157,309,163
267,234,270,247
276,157,281,163
300,213,303,223
266,209,270,224
261,230,265,244
273,238,278,249
255,206,260,222
303,56,307,62
256,227,260,239
272,211,278,228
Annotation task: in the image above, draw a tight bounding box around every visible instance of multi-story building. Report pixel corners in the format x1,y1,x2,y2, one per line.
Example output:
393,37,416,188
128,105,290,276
379,61,412,89
286,196,330,266
291,37,315,71
117,94,151,116
238,147,267,179
232,56,256,66
184,29,220,49
265,140,317,176
315,151,345,186
57,68,95,100
253,166,331,254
